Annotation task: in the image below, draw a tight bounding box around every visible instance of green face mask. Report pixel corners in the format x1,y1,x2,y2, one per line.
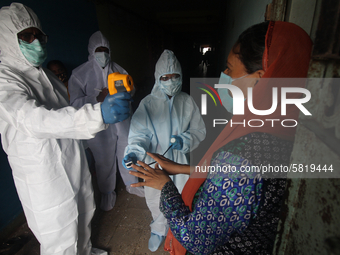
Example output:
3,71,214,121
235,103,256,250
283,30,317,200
19,39,47,67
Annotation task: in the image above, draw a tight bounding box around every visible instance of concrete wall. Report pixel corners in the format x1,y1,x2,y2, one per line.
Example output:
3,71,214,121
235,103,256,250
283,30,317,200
217,0,272,72
95,3,154,84
0,138,22,236
274,0,340,253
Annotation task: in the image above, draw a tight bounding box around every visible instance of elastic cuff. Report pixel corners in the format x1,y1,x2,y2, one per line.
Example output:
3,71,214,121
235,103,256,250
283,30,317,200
161,181,179,201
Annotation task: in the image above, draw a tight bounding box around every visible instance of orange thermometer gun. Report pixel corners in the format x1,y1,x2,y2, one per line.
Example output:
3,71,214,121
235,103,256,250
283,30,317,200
107,72,134,95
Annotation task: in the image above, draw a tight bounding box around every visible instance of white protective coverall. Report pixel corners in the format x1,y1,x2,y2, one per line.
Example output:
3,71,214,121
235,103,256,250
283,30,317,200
68,31,139,211
124,50,206,236
0,3,107,255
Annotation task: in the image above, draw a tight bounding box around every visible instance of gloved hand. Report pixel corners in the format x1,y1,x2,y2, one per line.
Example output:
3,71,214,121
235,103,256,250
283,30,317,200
122,152,137,170
170,135,183,150
101,92,131,124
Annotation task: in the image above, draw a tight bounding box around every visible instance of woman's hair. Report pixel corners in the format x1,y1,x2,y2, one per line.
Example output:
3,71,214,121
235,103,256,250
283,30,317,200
233,21,269,74
47,60,67,71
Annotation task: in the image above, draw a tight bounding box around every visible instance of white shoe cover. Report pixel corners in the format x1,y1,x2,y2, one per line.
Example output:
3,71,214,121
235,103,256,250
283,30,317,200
126,185,145,197
100,191,117,211
148,233,165,252
91,247,108,255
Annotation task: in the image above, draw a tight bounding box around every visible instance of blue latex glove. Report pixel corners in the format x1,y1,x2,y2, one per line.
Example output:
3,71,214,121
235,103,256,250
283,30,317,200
122,152,137,170
170,135,183,150
100,92,131,124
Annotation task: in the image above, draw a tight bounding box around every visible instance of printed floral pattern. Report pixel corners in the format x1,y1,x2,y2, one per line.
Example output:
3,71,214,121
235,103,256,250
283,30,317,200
160,132,293,255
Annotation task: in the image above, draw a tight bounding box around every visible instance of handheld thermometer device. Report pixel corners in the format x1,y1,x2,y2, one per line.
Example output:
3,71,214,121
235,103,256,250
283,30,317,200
108,72,134,95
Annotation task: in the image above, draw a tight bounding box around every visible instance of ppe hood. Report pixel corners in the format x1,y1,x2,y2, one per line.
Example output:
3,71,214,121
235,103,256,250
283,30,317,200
151,49,182,99
88,31,111,62
0,3,46,67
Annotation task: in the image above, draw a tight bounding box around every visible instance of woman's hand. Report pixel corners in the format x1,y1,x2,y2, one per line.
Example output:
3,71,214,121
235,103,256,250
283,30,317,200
147,152,190,175
129,160,172,190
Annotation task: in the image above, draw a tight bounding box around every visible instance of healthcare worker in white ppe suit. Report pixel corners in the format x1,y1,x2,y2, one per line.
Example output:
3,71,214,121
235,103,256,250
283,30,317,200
123,49,206,252
69,31,144,212
0,3,131,255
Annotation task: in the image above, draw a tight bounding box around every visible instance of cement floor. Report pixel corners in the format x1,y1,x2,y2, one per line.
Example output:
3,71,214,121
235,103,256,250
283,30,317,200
1,173,169,255
91,174,169,255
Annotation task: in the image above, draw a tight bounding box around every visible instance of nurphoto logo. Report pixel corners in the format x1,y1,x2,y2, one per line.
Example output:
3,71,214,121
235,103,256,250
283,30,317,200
194,78,312,128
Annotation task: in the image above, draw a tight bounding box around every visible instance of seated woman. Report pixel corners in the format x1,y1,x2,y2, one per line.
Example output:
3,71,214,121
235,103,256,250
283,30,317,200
129,21,312,255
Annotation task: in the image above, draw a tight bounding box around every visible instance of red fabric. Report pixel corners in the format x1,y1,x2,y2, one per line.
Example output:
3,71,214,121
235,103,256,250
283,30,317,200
164,21,313,254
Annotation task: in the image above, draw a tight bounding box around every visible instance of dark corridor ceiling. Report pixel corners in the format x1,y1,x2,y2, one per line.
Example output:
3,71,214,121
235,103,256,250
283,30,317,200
93,0,227,45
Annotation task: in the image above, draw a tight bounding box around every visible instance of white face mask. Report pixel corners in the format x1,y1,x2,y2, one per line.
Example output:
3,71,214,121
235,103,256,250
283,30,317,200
217,72,249,113
95,52,110,68
159,75,182,96
19,39,47,67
